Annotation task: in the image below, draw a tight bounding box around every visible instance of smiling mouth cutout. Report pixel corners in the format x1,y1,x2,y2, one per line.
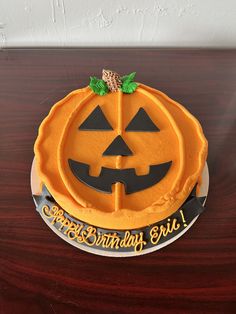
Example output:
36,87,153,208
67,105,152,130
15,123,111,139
68,159,172,194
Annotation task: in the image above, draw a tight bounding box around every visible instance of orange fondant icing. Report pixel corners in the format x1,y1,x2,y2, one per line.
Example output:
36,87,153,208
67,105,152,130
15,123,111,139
34,84,208,229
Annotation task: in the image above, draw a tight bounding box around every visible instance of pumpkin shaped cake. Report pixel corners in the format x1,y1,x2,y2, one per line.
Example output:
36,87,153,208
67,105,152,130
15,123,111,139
34,70,208,230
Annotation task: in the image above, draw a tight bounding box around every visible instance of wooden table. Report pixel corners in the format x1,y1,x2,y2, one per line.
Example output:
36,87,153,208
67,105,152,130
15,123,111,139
1,49,236,314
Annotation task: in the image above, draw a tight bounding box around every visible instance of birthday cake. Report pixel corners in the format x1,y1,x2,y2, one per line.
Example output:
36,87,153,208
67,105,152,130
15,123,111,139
33,70,208,256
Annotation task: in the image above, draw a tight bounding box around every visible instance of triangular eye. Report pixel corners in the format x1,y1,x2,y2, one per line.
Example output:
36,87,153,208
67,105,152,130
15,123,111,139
79,105,113,130
125,108,160,132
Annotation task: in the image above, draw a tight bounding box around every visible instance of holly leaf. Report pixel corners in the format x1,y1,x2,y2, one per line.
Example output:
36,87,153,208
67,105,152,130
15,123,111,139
121,81,138,94
89,76,109,96
121,72,136,84
121,72,138,94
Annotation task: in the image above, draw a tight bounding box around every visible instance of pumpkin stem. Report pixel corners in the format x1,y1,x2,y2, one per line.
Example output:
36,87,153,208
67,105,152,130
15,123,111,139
102,69,122,92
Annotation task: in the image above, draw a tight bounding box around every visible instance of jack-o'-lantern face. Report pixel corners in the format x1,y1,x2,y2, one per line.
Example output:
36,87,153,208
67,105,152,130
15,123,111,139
58,90,182,212
68,105,172,194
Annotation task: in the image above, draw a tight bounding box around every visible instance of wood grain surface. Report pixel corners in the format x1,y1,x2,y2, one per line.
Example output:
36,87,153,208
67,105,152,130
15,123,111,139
0,49,236,314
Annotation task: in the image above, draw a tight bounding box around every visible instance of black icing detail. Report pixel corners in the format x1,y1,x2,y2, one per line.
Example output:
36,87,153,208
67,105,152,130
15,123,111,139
79,105,113,130
185,184,198,203
125,108,160,132
33,185,55,210
103,135,133,156
68,159,172,194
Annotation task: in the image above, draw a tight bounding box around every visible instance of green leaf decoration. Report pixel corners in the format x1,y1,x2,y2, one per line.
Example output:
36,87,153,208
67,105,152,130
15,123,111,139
121,81,138,94
89,71,138,95
121,72,136,84
121,72,138,94
89,76,109,96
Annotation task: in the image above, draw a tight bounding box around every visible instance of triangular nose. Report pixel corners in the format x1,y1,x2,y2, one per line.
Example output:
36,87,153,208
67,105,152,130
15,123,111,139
103,135,133,156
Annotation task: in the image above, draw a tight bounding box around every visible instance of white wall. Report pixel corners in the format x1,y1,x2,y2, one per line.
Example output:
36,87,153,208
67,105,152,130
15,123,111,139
0,0,236,48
